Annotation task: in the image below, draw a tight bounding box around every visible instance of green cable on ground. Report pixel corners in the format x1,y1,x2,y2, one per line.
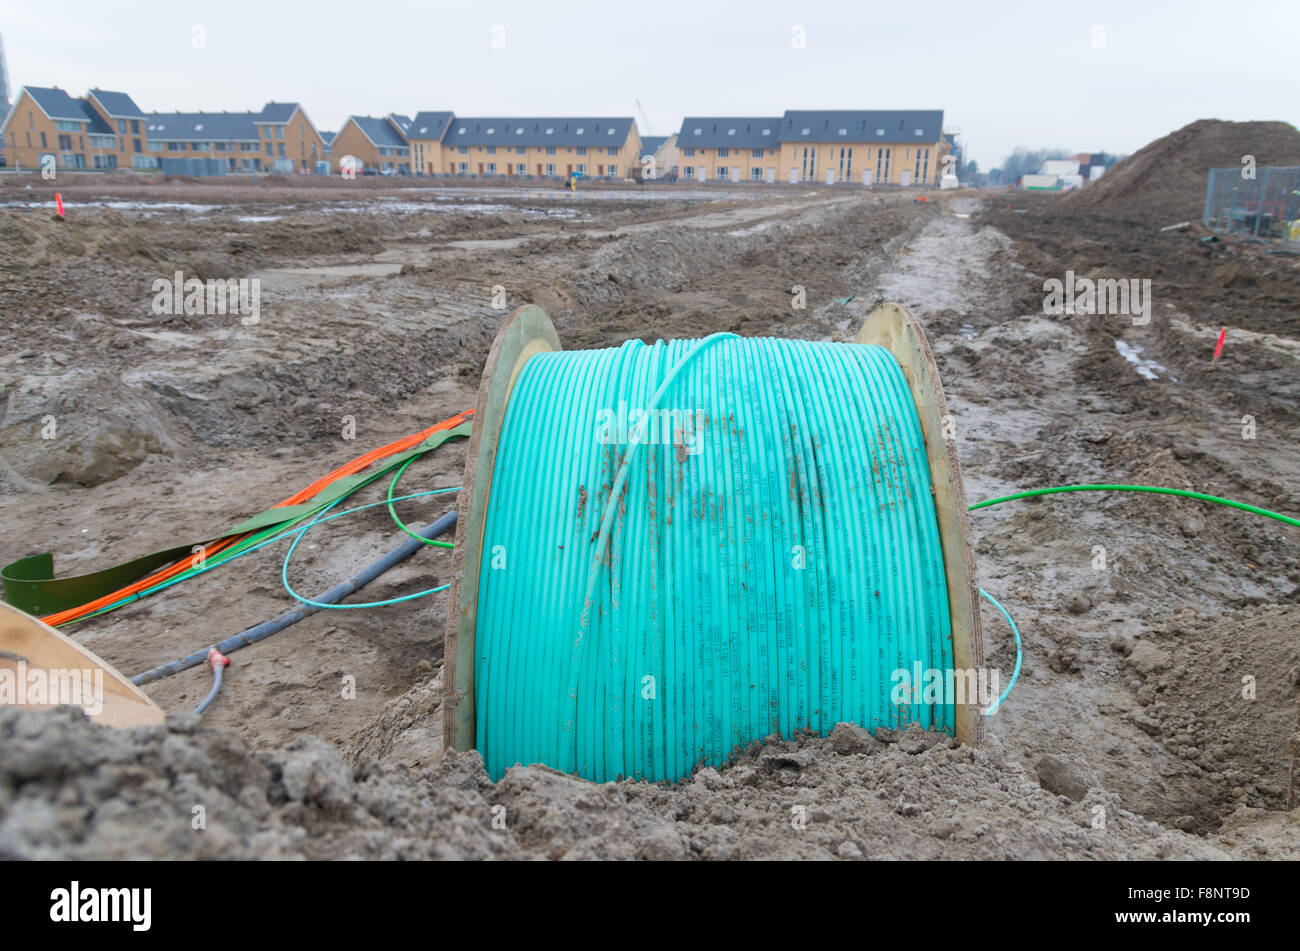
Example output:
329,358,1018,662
387,455,455,548
46,421,473,626
969,483,1299,528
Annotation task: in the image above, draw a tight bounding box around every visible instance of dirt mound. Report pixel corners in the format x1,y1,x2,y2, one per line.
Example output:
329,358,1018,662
0,707,1247,860
1064,119,1300,225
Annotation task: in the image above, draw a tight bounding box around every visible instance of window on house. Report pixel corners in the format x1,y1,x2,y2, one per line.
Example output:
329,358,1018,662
576,146,586,155
117,119,126,133
683,166,694,177
458,146,468,154
132,120,140,134
608,166,617,176
751,167,762,180
278,143,285,156
545,163,555,175
752,148,763,158
486,145,496,154
607,147,617,155
458,162,468,174
683,148,695,157
545,146,556,155
718,166,728,179
717,148,729,158
277,126,284,139
576,164,585,174
486,162,496,174
516,146,526,155
266,143,273,155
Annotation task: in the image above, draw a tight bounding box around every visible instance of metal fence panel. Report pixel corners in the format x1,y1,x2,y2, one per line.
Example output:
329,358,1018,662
1203,165,1300,251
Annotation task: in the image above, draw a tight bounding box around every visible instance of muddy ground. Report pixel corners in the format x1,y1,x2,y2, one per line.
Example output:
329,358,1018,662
0,176,1296,859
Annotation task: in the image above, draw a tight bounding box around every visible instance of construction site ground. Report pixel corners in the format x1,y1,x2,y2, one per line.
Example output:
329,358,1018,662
1,172,1297,859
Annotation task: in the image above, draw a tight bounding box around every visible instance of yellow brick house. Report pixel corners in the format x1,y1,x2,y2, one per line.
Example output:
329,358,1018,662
441,117,640,179
404,111,454,176
778,110,945,185
675,118,782,183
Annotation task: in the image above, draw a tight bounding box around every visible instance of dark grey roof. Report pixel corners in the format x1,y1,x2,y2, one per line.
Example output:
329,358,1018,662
88,89,145,118
146,111,261,141
409,111,454,140
320,131,336,145
779,110,944,144
257,101,299,123
388,113,414,136
346,115,408,148
80,103,114,134
446,117,634,148
24,86,89,122
676,118,780,150
639,135,668,158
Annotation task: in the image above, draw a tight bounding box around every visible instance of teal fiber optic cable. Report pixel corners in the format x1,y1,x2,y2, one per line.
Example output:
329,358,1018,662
475,337,956,783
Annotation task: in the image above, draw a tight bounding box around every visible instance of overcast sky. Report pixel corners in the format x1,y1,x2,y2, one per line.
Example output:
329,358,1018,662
2,0,1295,168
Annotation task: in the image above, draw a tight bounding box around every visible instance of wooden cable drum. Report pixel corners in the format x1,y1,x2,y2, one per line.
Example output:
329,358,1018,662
444,302,983,778
0,600,165,728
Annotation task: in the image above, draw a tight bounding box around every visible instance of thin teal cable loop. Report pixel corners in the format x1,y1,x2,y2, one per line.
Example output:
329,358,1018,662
280,487,461,609
477,337,957,783
978,588,1021,716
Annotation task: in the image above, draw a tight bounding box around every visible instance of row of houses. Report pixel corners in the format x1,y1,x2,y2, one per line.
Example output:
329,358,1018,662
0,84,952,186
0,86,324,174
325,108,951,185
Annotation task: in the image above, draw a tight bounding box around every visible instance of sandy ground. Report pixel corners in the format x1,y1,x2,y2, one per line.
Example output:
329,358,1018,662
1,176,1297,859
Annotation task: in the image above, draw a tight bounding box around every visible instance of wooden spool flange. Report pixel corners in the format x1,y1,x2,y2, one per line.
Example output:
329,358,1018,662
445,302,983,753
0,601,165,728
444,304,561,752
857,302,984,747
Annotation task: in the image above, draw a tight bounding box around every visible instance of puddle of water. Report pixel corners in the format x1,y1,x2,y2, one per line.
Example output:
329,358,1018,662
1115,339,1175,381
0,199,222,213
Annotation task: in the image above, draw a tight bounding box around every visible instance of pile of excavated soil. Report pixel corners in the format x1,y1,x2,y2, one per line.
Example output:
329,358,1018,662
0,707,1264,860
1063,119,1300,226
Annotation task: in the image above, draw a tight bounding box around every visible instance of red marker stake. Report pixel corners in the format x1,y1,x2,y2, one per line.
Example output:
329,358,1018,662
54,192,65,220
1213,327,1227,362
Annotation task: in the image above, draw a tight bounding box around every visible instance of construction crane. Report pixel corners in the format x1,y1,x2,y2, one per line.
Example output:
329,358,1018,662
634,99,653,137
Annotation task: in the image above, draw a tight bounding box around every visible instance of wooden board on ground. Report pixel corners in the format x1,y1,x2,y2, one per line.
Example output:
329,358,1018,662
444,304,561,752
857,302,985,747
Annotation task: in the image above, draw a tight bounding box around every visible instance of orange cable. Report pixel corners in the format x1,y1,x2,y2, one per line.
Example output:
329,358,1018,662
41,409,473,626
